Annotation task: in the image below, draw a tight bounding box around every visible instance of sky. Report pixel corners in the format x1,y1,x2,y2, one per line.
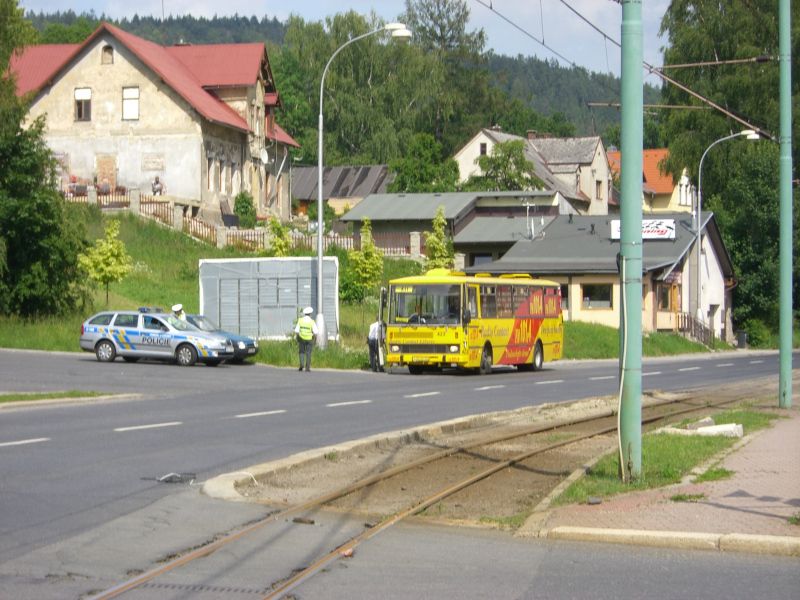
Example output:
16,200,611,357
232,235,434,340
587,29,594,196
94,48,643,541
20,1,670,80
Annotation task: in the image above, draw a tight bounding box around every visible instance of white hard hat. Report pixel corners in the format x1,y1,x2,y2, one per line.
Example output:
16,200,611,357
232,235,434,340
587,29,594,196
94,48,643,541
303,306,314,315
172,303,183,312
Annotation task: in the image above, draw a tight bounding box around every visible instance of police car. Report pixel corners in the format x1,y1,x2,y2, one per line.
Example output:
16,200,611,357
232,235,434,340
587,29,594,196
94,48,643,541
79,308,235,366
185,314,259,363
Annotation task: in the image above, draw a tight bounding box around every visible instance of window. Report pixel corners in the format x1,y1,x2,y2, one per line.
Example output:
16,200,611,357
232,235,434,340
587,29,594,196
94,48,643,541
480,285,497,318
582,284,612,309
102,45,114,64
560,284,570,311
142,316,166,331
122,87,139,120
657,283,679,311
207,157,214,191
113,314,138,327
74,88,91,121
595,179,603,200
479,142,487,156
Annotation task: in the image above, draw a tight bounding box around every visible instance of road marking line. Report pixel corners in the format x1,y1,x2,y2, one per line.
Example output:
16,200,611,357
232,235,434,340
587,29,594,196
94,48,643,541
589,375,615,381
749,360,764,364
474,385,506,391
0,437,50,448
404,392,441,398
678,367,701,372
326,400,372,407
535,379,564,385
643,371,662,376
114,421,182,432
235,410,287,419
717,363,735,367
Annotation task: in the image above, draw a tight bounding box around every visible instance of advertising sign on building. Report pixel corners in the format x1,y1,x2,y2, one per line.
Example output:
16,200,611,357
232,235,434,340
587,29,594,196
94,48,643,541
611,219,676,240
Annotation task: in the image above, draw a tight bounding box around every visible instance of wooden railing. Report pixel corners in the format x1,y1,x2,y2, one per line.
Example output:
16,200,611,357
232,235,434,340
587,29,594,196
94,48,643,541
677,312,715,347
62,191,420,259
183,216,217,245
140,197,172,226
227,228,268,250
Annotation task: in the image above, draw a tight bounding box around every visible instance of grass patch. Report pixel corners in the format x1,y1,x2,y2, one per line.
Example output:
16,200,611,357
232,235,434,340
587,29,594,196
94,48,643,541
789,513,800,526
563,321,709,359
694,468,733,483
479,512,529,530
0,390,105,404
323,452,339,462
670,493,706,502
555,408,778,506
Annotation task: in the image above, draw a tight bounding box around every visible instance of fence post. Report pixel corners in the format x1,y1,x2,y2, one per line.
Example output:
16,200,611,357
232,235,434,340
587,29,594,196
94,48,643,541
216,226,227,249
410,231,422,259
88,186,97,206
172,205,184,231
129,188,140,215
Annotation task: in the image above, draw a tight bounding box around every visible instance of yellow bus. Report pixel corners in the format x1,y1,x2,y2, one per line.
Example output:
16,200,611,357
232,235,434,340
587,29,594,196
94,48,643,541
382,269,563,374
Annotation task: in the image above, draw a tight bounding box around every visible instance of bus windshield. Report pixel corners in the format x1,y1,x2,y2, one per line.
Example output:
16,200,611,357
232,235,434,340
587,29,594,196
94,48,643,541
389,284,461,325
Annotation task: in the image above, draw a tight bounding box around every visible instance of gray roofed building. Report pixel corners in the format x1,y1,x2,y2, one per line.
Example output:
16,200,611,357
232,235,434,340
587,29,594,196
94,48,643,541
462,212,735,343
291,165,392,215
466,212,732,278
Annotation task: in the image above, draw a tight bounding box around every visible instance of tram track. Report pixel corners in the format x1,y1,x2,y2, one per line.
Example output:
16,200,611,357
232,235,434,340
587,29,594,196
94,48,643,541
93,388,752,600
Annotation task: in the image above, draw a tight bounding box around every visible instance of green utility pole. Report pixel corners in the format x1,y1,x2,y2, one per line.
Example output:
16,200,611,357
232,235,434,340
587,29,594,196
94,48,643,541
618,0,643,480
778,0,793,408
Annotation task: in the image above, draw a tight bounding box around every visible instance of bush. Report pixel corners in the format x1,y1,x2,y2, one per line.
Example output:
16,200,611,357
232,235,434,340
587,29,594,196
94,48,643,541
741,318,772,348
233,192,256,229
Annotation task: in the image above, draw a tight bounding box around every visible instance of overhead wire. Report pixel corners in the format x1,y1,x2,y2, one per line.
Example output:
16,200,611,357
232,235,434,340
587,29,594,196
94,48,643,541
471,0,775,140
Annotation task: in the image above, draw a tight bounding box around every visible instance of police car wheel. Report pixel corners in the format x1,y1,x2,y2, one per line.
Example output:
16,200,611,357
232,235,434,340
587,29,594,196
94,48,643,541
95,340,116,363
175,344,197,367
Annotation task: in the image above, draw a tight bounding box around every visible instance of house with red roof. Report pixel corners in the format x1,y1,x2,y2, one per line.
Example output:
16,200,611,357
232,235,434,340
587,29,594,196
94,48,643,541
606,148,693,213
10,22,299,223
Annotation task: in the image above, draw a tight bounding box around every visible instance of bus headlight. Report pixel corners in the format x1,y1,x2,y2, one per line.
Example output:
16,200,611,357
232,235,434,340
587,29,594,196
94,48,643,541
449,345,459,353
391,345,400,353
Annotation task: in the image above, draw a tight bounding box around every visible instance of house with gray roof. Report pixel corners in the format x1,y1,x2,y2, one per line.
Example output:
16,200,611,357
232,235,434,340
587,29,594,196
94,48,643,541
453,127,613,215
465,212,735,342
291,165,392,216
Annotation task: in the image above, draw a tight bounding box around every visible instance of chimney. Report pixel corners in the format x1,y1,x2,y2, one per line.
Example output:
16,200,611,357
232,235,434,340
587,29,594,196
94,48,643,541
527,130,539,141
489,124,502,132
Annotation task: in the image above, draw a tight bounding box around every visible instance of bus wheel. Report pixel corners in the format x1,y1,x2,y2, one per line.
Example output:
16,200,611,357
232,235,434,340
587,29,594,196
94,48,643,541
408,365,424,375
479,345,492,375
532,341,544,371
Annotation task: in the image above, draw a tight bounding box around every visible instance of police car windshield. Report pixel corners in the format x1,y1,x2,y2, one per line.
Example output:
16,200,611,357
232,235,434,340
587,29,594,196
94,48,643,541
188,315,219,331
165,315,197,331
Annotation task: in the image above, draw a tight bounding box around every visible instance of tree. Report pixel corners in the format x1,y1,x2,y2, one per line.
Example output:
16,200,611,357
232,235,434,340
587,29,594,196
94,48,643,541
658,0,800,326
0,1,89,316
78,219,133,305
388,133,459,192
423,205,454,270
342,218,384,302
461,140,544,191
267,217,291,257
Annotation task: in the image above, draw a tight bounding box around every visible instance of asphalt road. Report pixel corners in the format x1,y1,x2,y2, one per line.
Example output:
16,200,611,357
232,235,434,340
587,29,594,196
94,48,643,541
0,347,797,596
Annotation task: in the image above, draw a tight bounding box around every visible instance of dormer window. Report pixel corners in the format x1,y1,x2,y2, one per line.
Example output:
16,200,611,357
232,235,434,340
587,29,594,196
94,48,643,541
102,45,114,65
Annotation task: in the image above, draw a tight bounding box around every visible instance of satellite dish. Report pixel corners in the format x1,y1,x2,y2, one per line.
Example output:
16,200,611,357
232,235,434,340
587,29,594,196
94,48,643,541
259,148,270,164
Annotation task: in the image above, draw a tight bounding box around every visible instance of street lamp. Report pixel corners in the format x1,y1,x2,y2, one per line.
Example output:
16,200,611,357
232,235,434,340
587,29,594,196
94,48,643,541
695,129,760,323
315,23,411,348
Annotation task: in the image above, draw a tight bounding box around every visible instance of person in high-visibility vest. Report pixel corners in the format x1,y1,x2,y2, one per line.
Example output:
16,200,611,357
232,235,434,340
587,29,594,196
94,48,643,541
294,306,318,371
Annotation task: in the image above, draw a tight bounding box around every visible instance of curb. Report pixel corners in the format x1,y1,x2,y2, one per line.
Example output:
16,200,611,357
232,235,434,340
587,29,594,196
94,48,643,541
540,526,800,557
202,397,624,501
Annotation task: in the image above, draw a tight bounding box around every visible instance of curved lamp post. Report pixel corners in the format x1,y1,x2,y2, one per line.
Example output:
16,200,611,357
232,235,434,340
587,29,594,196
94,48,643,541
695,129,760,323
315,23,411,347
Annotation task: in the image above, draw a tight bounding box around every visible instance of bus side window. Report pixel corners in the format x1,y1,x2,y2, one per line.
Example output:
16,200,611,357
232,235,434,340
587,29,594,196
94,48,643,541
467,286,478,321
